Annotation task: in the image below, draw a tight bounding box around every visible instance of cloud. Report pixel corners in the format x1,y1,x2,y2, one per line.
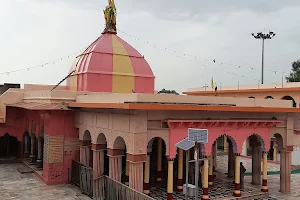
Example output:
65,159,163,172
121,0,300,22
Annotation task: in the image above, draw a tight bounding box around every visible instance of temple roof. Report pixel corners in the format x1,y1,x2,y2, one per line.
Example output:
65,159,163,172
66,1,155,93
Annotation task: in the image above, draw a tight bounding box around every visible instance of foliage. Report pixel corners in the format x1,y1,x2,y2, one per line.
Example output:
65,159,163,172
286,60,300,82
157,88,179,95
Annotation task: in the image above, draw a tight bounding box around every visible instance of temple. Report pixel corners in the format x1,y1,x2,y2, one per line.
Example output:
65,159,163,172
0,1,300,200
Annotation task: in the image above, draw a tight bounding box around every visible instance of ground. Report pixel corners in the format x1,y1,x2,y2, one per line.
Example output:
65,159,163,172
149,155,300,200
0,156,300,200
0,163,90,200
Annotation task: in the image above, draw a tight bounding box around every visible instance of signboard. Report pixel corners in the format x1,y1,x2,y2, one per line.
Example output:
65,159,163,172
44,134,64,163
43,134,50,162
188,128,208,143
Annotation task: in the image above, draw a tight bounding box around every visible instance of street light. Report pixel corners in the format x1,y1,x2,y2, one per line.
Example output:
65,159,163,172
251,31,276,84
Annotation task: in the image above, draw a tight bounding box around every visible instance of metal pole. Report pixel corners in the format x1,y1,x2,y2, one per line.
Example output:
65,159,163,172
185,150,189,200
195,143,199,200
261,38,265,84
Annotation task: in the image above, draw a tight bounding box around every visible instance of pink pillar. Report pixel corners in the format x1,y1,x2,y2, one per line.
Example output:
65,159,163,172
108,149,123,182
127,154,146,193
251,145,261,185
228,140,235,178
92,144,106,199
80,140,91,166
280,146,292,193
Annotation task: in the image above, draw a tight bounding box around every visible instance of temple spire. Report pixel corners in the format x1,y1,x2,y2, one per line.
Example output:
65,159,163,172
103,0,117,34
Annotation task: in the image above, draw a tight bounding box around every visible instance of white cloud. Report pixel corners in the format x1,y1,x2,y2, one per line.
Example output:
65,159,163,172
1,0,300,93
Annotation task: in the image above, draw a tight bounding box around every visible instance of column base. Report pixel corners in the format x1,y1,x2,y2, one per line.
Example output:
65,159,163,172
261,179,268,192
208,175,213,187
156,171,162,184
29,155,36,164
202,188,210,199
144,182,150,194
233,183,241,197
36,159,43,169
233,191,241,197
177,179,183,192
261,188,268,192
125,175,129,186
167,193,173,200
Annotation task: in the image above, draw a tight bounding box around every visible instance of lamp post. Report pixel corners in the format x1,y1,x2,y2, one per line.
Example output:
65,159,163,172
251,31,276,84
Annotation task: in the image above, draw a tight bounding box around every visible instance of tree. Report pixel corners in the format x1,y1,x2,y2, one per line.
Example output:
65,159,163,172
157,88,179,95
286,60,300,82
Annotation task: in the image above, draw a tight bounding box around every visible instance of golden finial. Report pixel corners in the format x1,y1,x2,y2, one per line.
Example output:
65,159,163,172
103,0,117,34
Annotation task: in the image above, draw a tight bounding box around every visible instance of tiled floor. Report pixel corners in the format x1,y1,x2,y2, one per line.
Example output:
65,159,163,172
0,163,90,200
0,156,300,200
149,155,300,200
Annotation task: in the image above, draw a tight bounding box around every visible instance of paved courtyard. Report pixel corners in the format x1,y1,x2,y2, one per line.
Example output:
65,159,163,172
149,155,300,200
0,156,300,200
0,163,90,200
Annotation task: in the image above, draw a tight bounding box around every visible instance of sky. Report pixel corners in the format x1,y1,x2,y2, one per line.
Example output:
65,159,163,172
1,0,300,93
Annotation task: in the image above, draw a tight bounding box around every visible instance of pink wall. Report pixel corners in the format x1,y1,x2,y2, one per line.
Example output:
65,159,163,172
43,111,78,185
169,126,271,159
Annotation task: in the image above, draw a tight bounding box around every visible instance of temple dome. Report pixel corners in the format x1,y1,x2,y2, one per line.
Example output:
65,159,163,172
66,33,155,93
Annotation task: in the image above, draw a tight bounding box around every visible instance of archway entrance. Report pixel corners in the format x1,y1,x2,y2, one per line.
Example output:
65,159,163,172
0,133,19,158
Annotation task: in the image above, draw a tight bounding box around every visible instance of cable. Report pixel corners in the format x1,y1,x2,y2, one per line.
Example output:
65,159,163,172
118,28,290,77
0,46,89,76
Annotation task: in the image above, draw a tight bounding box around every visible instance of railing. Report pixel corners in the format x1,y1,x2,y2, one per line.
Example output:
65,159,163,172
93,176,155,200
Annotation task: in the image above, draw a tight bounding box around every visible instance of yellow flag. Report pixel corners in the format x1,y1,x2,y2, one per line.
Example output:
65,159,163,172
211,78,215,89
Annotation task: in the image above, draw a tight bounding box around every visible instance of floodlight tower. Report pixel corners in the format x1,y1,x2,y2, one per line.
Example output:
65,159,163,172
251,31,276,84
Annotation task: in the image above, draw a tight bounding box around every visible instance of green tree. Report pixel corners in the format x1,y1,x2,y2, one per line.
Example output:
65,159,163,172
157,88,179,95
286,60,300,82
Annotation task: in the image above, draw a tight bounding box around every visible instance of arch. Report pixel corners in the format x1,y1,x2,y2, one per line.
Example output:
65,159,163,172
265,96,274,99
210,134,238,154
246,134,266,152
147,137,167,154
113,136,126,149
248,96,255,98
281,95,296,107
274,133,283,147
96,133,107,145
83,130,91,141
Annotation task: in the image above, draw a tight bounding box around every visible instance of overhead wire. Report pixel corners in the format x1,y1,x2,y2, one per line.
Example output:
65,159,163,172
117,28,290,78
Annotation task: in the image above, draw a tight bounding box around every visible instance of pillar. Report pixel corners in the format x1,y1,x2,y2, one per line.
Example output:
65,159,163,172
252,145,262,185
108,149,123,182
157,138,163,183
36,136,44,168
92,144,106,199
202,158,210,200
224,135,228,153
144,154,150,195
208,155,213,187
233,154,241,197
228,140,234,178
29,134,36,163
167,159,174,200
213,142,217,169
177,149,183,192
80,140,91,166
261,152,268,192
125,161,129,186
280,147,292,193
23,133,30,158
273,145,277,162
128,154,145,193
